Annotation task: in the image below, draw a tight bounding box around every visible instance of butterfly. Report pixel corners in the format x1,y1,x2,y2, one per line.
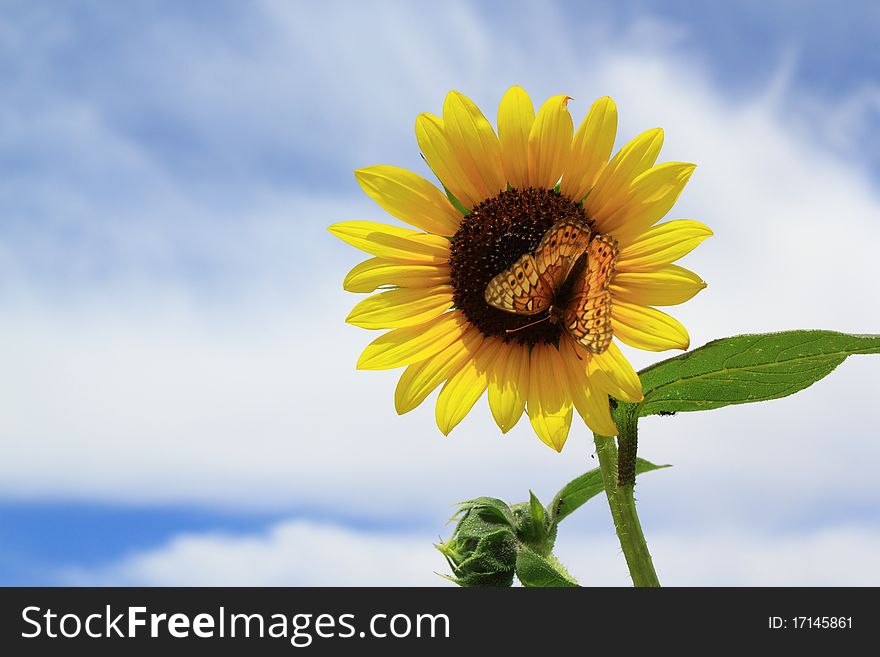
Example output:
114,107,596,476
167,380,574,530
483,217,618,354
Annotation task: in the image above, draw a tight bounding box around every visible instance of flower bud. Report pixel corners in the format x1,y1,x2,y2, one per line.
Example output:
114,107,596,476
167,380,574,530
436,497,517,587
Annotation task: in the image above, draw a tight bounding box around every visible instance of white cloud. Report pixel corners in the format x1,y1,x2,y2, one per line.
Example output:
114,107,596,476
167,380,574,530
560,526,880,586
64,520,452,587
65,518,880,586
1,1,879,561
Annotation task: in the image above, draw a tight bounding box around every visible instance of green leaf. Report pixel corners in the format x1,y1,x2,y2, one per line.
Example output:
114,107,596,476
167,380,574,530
549,458,671,524
629,331,880,417
515,548,578,587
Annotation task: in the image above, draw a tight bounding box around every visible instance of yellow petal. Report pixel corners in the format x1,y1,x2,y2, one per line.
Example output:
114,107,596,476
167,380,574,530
580,374,618,437
357,310,469,370
435,337,506,435
611,264,707,306
526,343,573,451
415,113,481,210
600,163,697,241
346,285,454,329
395,327,483,414
497,85,535,189
528,94,574,188
442,91,505,203
328,221,449,262
487,339,529,433
585,128,664,227
611,301,690,352
617,220,713,271
355,165,462,236
343,258,450,293
590,341,644,403
559,336,633,406
559,96,617,202
558,337,618,436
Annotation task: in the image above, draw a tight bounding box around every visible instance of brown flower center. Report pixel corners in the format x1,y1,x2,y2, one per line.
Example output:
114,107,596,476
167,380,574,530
448,187,596,346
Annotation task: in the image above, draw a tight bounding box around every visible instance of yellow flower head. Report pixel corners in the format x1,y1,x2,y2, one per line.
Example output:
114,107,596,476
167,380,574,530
330,87,711,451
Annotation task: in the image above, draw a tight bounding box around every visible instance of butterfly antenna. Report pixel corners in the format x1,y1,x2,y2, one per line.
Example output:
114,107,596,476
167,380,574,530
505,315,551,334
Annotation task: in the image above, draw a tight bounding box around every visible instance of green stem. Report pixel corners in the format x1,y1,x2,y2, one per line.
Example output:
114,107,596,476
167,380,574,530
594,426,660,587
616,409,638,488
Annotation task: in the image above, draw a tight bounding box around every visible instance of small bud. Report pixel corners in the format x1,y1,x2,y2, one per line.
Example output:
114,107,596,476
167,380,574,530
436,498,517,587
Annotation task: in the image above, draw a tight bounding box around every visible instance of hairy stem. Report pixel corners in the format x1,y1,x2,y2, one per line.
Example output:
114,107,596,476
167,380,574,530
594,427,660,587
616,410,638,487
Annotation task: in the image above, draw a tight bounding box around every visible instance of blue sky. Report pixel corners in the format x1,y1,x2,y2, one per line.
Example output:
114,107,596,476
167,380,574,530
1,0,880,586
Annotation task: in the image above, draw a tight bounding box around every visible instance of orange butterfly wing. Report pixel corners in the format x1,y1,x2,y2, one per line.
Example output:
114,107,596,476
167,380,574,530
534,218,592,291
483,252,549,314
484,218,591,315
563,234,619,354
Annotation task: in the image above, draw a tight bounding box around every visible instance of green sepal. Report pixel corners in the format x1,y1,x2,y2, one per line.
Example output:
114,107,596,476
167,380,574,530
515,548,578,587
529,490,545,529
452,496,516,528
443,185,470,216
511,492,556,556
418,152,470,216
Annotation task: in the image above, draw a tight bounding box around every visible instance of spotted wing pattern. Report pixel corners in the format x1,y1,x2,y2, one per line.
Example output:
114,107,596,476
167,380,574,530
533,218,592,291
563,234,619,354
484,218,591,315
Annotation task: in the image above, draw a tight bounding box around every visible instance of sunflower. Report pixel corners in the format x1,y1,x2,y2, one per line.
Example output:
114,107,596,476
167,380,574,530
329,87,710,451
